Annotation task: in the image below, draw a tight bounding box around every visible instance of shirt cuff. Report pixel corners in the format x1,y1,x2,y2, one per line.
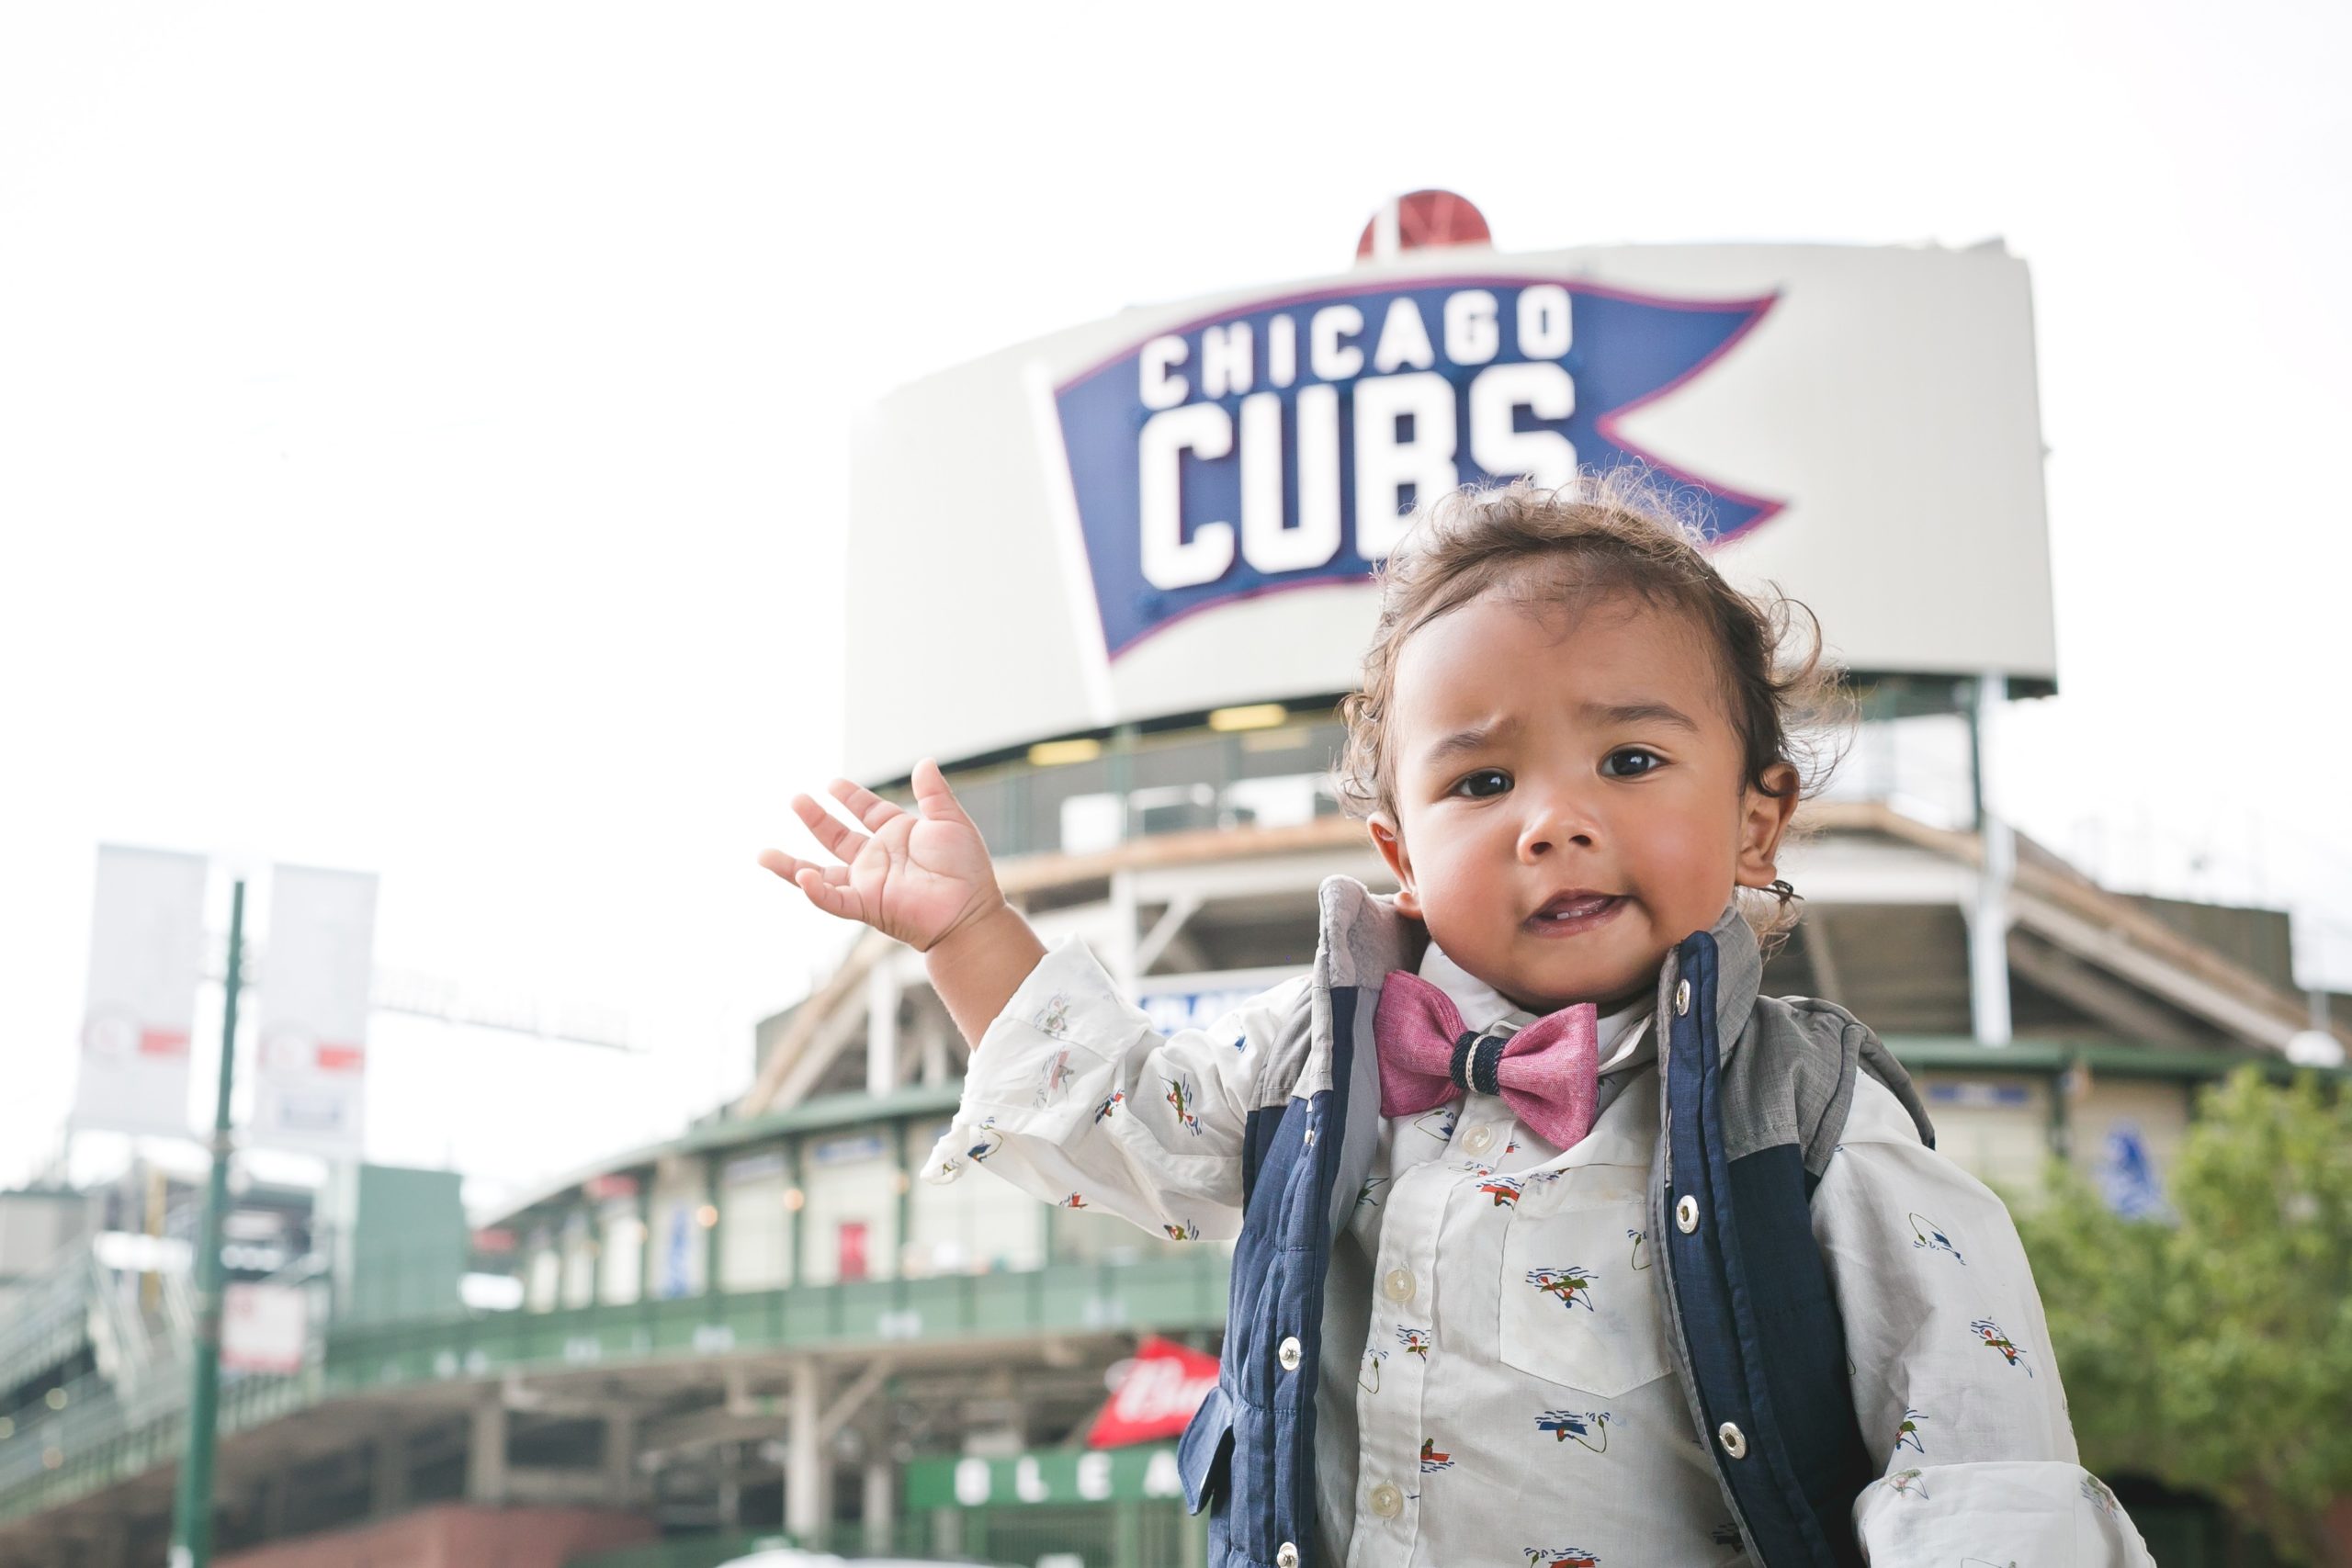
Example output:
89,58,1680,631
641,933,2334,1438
918,935,1134,1186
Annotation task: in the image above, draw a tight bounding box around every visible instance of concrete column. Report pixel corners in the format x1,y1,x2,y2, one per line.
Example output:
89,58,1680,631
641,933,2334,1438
1968,671,2014,1046
604,1410,637,1506
786,1358,825,1544
261,1473,292,1536
862,1459,894,1553
866,963,902,1099
1970,815,2016,1046
371,1429,409,1515
1107,871,1140,991
919,1020,949,1087
86,1515,131,1567
467,1393,509,1505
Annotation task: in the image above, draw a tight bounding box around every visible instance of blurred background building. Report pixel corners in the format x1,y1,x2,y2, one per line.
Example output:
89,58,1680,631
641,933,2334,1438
1,195,2343,1568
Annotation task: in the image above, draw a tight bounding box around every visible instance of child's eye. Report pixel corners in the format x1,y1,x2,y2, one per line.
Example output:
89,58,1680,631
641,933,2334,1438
1601,748,1665,778
1450,768,1512,798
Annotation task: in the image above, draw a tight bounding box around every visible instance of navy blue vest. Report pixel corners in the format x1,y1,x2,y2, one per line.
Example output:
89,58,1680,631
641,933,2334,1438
1176,927,1881,1568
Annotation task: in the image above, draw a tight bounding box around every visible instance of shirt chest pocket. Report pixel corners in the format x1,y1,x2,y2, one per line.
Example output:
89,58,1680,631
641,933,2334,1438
1497,1164,1673,1398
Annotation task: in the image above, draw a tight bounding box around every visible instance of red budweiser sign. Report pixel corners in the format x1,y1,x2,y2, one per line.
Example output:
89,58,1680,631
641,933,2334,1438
1084,1336,1221,1449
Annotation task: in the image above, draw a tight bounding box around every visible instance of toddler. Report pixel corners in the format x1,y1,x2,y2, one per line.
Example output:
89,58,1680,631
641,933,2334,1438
763,476,2151,1568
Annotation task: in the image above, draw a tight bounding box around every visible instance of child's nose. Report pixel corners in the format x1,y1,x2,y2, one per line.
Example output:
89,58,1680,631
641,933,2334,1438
1516,787,1600,860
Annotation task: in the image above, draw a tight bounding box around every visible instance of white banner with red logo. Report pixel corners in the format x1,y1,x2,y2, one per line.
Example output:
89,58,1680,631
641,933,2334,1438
1084,1335,1220,1448
221,1281,309,1374
251,863,377,1158
74,845,208,1137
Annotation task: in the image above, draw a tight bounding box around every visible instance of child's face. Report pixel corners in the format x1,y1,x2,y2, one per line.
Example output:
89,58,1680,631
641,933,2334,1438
1368,585,1797,1013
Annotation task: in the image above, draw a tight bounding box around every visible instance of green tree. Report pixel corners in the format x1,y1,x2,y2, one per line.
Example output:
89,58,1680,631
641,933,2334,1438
2018,1069,2352,1567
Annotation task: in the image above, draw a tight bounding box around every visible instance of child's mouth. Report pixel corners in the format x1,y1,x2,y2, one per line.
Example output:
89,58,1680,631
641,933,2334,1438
1524,892,1624,936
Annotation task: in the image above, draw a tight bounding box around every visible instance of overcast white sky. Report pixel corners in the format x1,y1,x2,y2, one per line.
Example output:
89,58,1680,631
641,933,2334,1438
4,2,2346,1204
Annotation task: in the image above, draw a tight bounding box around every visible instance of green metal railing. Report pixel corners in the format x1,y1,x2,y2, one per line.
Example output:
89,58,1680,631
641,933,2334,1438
326,1250,1231,1396
0,1252,1231,1529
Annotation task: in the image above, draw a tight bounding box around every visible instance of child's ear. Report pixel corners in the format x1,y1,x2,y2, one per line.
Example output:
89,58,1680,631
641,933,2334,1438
1736,763,1803,889
1368,815,1422,918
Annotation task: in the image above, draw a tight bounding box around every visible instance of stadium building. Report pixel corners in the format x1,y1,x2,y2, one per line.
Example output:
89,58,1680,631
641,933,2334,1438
2,194,2345,1568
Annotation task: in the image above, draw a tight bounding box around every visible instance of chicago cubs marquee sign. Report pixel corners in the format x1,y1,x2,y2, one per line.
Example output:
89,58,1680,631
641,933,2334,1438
1050,277,1780,658
845,215,2058,783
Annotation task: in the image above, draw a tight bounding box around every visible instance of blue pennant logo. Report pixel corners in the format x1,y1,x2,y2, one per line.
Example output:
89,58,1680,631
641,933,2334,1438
1051,276,1780,659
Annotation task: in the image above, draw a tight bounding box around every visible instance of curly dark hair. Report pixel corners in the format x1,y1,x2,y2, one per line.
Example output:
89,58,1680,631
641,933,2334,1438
1333,470,1849,941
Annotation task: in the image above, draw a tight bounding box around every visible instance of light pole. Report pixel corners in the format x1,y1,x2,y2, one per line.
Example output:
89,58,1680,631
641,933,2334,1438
167,878,243,1568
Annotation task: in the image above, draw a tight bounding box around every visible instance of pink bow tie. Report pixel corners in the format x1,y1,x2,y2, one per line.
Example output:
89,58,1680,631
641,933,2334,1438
1374,971,1600,1151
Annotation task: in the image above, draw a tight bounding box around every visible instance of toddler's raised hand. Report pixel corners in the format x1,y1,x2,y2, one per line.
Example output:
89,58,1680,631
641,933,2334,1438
760,759,1003,953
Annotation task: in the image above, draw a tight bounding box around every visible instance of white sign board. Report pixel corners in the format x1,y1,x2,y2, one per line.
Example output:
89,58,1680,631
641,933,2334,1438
252,863,378,1159
221,1281,308,1374
74,845,208,1137
846,241,2054,782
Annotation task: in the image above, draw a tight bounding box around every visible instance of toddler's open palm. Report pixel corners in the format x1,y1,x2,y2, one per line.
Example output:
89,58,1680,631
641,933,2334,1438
759,759,1002,952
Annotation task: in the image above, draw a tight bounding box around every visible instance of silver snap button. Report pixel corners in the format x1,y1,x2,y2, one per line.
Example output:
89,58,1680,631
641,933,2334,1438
1675,978,1691,1016
1676,1194,1700,1234
1277,1336,1303,1371
1383,1269,1416,1303
1717,1421,1747,1458
1369,1481,1403,1517
1277,1543,1300,1568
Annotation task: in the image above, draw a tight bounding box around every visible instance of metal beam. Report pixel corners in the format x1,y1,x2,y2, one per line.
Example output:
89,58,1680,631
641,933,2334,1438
738,930,894,1118
818,1358,896,1444
2011,892,2305,1052
1132,895,1204,976
2006,932,2205,1047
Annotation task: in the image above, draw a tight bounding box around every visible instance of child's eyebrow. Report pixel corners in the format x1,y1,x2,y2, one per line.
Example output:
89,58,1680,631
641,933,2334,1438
1582,699,1702,733
1421,716,1519,766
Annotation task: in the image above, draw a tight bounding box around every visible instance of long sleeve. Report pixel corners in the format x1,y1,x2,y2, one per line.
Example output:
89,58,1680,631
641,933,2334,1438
1814,1074,2155,1567
916,935,1307,1242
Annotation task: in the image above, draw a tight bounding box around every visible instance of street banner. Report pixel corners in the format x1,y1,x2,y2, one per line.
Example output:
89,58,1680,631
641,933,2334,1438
1083,1334,1220,1448
220,1281,308,1374
252,863,377,1158
74,845,208,1137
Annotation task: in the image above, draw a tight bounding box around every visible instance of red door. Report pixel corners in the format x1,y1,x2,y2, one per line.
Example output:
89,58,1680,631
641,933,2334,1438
838,1221,868,1281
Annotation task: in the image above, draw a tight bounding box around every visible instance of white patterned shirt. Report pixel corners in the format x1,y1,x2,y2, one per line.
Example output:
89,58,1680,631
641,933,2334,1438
922,938,2152,1568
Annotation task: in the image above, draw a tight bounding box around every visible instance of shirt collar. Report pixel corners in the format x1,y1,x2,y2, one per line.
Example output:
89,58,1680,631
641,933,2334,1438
1418,942,1655,1077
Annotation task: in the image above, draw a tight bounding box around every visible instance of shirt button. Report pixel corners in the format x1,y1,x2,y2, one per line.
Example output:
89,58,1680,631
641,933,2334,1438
1382,1269,1416,1303
1462,1124,1495,1156
1717,1421,1748,1459
1676,1194,1701,1234
1369,1481,1404,1517
1675,978,1692,1016
1277,1336,1303,1371
1277,1543,1301,1568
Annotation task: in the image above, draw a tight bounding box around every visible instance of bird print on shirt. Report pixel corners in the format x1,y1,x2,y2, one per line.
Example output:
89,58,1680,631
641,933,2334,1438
1162,1075,1203,1135
1035,1049,1075,1107
1971,1318,2031,1375
1523,1548,1600,1568
1477,1175,1525,1208
1908,1212,1964,1263
1525,1264,1598,1312
1885,1468,1930,1501
1534,1408,1613,1452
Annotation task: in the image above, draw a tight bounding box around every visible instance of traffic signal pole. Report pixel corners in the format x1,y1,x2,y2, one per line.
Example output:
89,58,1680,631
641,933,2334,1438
168,877,244,1568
